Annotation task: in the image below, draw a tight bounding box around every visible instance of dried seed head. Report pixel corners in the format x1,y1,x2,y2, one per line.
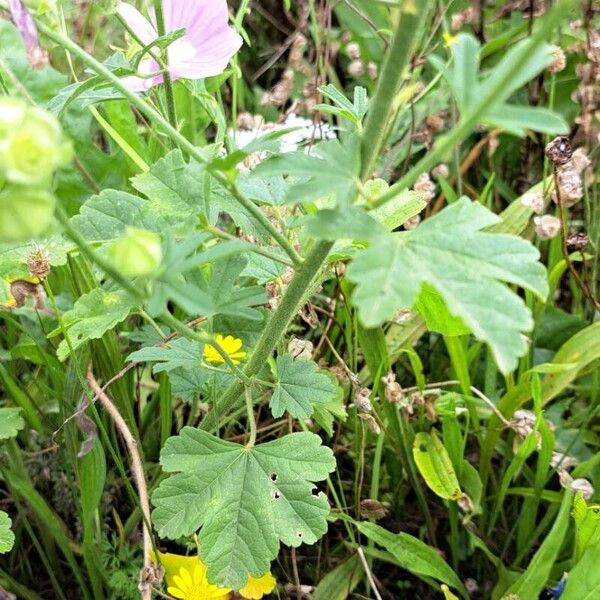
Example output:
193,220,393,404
346,41,361,60
355,387,373,413
520,190,544,214
359,413,381,435
425,114,445,133
432,163,449,179
511,409,536,438
571,147,591,173
458,493,474,513
266,281,281,310
348,60,365,77
382,371,404,404
545,136,573,165
360,499,389,520
289,33,307,67
570,478,595,500
548,46,567,73
403,215,421,230
27,245,51,280
328,364,350,385
550,452,578,471
450,13,465,31
534,215,561,240
413,172,436,203
287,337,313,360
566,232,588,251
465,579,479,594
367,61,378,80
236,111,256,130
553,162,583,207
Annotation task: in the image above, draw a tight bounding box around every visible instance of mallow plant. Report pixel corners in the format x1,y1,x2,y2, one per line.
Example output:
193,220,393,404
1,0,598,599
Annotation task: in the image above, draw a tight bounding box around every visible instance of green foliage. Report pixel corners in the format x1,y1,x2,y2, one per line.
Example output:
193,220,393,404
0,408,25,440
128,338,202,373
356,522,466,596
0,512,14,554
270,353,338,419
49,288,136,361
347,197,548,372
152,429,335,588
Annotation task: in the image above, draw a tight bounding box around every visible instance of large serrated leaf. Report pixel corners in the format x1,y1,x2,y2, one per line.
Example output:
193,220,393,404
152,429,336,589
270,354,339,419
347,197,548,373
128,338,202,374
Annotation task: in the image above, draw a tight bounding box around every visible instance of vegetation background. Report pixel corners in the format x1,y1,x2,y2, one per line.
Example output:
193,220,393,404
0,0,599,599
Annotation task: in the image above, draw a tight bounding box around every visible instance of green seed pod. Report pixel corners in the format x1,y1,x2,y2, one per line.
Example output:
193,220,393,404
110,228,163,278
0,184,56,242
0,98,72,186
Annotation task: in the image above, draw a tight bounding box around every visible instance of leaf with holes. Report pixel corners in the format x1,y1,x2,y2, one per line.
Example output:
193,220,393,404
152,429,336,589
270,354,339,419
49,288,136,361
346,197,548,373
0,511,14,554
0,408,25,441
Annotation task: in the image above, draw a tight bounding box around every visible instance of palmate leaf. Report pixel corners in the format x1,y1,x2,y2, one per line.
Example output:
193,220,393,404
127,338,202,374
50,288,136,361
152,429,336,589
0,511,14,554
270,354,339,419
0,408,25,440
346,198,548,373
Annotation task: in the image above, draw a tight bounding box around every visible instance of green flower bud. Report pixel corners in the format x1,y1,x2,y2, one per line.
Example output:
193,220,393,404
364,178,389,201
0,184,56,242
0,98,72,186
110,228,163,278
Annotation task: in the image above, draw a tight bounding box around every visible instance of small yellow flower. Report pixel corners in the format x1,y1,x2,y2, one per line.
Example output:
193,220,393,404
152,551,276,599
443,32,458,47
203,334,247,365
239,572,277,599
152,552,231,600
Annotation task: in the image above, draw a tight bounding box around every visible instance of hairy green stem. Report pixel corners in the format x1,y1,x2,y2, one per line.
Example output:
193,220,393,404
201,240,333,430
153,0,178,128
360,1,433,180
244,387,257,448
36,21,302,267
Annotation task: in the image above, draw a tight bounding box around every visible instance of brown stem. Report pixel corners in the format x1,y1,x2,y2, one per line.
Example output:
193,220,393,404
86,371,153,600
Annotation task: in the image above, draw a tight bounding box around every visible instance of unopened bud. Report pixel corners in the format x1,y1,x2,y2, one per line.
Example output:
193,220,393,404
432,164,449,180
359,413,381,435
367,62,378,80
345,42,361,60
571,478,594,500
403,215,421,230
548,46,567,73
109,228,162,278
520,190,544,214
348,60,365,77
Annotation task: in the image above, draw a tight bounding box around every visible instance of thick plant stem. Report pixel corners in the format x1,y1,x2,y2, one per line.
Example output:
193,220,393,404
201,240,333,430
35,21,303,268
153,0,178,128
360,1,433,180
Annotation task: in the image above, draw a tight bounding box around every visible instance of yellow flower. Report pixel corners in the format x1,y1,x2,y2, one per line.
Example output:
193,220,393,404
239,572,277,599
151,551,276,599
203,334,247,365
152,552,231,600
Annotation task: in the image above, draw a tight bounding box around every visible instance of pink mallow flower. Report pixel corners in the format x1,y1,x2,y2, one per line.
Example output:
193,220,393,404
116,0,243,91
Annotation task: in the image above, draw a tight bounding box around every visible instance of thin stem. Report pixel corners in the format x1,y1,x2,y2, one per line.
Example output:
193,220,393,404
86,371,153,600
244,387,257,448
36,20,302,267
153,0,178,128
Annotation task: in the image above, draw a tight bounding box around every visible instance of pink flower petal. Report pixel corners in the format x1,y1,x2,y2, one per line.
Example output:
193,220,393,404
121,57,163,91
116,3,157,46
